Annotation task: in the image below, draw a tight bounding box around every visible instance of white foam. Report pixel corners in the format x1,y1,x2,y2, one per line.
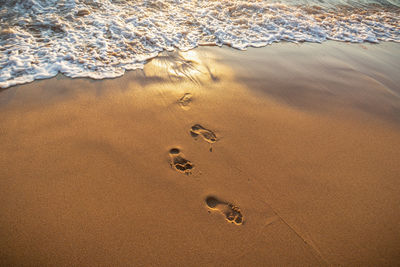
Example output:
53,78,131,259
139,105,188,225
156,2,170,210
0,0,399,88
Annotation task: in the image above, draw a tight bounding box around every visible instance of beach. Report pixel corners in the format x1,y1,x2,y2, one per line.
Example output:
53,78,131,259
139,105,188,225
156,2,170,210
0,41,400,266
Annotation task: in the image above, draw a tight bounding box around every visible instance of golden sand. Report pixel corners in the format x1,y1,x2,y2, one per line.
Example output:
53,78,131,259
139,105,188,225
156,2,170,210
0,42,399,266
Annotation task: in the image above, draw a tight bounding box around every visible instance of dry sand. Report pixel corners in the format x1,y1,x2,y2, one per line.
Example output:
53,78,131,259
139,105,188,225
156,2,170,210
0,42,399,266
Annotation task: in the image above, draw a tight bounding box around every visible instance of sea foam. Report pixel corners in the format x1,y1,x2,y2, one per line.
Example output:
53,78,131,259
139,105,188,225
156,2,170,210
0,0,399,88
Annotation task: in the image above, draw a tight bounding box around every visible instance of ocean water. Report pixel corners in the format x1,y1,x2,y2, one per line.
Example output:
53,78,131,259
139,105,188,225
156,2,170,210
0,0,399,88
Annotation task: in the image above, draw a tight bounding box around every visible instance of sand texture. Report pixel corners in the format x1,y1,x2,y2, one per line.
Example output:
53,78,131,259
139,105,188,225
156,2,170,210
0,42,400,266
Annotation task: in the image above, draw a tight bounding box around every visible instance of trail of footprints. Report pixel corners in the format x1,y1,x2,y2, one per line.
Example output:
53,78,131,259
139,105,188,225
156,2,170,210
169,93,244,225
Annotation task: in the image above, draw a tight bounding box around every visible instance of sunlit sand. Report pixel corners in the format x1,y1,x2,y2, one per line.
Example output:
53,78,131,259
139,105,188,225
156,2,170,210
0,42,399,265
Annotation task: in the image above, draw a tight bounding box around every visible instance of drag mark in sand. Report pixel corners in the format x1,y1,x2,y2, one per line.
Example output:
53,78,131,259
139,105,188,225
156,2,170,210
178,93,193,110
169,148,194,175
206,196,243,225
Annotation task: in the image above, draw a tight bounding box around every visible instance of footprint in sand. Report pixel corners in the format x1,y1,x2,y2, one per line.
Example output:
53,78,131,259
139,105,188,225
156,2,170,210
190,124,217,151
206,196,243,225
169,148,194,175
190,124,217,143
178,93,192,110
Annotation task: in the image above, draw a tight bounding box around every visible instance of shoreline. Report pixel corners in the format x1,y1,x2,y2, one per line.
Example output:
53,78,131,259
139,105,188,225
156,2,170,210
1,40,400,91
1,42,400,266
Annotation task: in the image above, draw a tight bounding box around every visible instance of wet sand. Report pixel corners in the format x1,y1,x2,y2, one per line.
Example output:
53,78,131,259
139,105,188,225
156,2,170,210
0,42,400,266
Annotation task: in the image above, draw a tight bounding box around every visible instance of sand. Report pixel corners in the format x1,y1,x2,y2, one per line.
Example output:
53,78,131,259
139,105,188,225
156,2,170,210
0,42,400,266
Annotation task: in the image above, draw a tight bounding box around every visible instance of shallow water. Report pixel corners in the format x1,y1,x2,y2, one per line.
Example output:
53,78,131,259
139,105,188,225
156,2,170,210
0,0,399,88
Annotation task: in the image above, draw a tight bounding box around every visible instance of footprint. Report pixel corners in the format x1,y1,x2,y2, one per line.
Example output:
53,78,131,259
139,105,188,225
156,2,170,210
178,93,192,110
169,148,194,175
206,196,243,225
190,124,217,144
